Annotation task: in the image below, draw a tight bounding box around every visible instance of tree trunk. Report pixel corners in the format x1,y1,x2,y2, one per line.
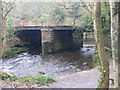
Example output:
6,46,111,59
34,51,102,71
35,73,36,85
2,20,7,56
110,1,120,88
0,0,2,59
119,2,120,88
93,2,109,88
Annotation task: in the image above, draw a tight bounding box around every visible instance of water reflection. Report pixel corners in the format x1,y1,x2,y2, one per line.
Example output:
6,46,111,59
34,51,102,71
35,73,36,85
1,44,95,78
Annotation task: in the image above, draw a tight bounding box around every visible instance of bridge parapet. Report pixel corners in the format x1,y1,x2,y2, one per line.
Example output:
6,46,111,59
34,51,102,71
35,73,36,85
15,26,74,31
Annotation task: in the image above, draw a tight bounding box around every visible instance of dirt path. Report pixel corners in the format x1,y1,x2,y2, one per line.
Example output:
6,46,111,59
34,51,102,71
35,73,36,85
47,67,100,88
44,63,115,88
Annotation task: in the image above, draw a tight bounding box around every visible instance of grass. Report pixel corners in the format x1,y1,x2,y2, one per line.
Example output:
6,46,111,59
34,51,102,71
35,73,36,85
0,72,55,87
34,74,55,85
9,76,19,81
21,76,35,84
2,47,29,58
20,74,55,85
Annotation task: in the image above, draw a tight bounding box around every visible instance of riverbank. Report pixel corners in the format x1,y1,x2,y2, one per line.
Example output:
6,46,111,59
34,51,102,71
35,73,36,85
2,44,113,88
1,62,115,88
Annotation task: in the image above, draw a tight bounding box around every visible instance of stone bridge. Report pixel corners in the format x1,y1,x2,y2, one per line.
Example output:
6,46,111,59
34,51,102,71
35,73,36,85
15,26,83,54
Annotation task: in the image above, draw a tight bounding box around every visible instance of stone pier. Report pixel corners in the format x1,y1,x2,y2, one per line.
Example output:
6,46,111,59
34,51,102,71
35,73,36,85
41,28,54,54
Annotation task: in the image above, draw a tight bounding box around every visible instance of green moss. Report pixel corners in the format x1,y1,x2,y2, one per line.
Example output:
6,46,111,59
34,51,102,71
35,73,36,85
104,46,112,51
14,47,29,54
0,72,18,81
42,49,54,54
2,47,29,58
0,72,10,80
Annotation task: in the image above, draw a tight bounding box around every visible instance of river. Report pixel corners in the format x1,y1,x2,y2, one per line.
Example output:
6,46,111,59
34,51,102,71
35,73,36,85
0,44,95,78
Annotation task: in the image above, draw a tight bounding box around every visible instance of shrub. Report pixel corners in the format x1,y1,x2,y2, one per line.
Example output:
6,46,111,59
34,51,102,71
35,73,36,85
2,47,29,58
9,76,19,81
0,72,10,80
21,76,35,84
34,74,55,85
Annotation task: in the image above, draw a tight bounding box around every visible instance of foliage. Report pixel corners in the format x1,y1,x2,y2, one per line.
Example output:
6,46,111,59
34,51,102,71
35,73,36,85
52,7,66,25
101,2,111,35
1,72,55,86
94,49,107,87
68,3,82,25
98,68,107,86
9,76,19,81
39,14,50,25
78,2,110,36
21,76,35,84
94,50,101,66
2,47,29,58
73,30,83,46
0,72,10,80
20,74,55,85
34,74,55,85
7,16,20,48
7,16,14,40
101,3,111,58
104,47,112,51
101,2,111,49
0,72,18,81
79,12,93,30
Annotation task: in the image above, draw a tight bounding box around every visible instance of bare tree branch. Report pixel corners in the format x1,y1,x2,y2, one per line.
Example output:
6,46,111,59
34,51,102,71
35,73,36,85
3,5,14,19
81,2,93,14
61,0,93,15
3,0,16,19
62,0,72,9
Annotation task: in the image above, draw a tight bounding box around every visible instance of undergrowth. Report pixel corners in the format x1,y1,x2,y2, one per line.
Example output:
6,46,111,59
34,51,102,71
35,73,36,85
2,47,29,58
0,72,55,87
94,49,107,87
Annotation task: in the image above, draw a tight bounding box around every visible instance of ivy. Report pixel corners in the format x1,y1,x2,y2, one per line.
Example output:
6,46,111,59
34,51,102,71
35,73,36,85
98,68,107,86
95,49,107,86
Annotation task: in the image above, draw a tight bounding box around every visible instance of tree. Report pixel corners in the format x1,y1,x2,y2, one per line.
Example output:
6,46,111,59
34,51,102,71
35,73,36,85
62,2,109,88
110,1,120,88
68,2,82,26
93,2,109,88
81,2,109,88
101,3,111,50
0,0,2,59
1,0,16,56
51,5,66,25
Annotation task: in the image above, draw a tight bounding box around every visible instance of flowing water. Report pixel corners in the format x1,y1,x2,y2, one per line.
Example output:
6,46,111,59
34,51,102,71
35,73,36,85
0,44,95,78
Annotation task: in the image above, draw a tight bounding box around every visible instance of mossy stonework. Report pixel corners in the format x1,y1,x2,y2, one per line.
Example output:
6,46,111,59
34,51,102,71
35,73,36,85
41,28,83,54
41,29,54,54
16,26,83,54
